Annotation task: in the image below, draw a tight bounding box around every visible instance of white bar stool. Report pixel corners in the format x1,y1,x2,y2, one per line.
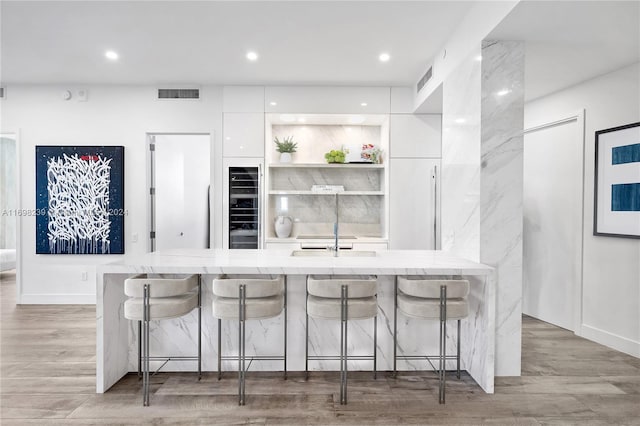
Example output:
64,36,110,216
393,276,469,404
124,274,202,406
212,274,286,406
305,275,378,405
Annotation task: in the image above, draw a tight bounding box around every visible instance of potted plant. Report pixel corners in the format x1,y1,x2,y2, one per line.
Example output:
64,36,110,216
274,136,298,163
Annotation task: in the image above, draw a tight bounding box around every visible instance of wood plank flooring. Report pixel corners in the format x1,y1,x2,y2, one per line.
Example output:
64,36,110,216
1,270,639,425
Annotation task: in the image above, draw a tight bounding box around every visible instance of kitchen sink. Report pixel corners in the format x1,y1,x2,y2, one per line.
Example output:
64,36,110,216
290,250,377,257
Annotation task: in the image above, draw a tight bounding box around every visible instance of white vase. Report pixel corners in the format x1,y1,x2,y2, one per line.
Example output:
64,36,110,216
274,216,293,238
279,152,292,163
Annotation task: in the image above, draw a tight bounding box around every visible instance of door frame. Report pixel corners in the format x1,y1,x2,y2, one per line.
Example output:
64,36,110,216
146,132,212,252
523,109,585,335
1,131,21,303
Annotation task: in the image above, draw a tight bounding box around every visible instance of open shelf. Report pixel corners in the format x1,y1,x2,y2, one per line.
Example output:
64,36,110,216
269,163,384,169
268,190,384,196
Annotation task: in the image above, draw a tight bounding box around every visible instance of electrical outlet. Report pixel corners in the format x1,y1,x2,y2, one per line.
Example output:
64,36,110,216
81,271,88,281
132,233,138,243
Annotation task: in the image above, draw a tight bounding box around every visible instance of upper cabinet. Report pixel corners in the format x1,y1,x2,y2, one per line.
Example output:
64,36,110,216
223,86,265,113
264,87,391,114
389,114,441,158
223,113,265,157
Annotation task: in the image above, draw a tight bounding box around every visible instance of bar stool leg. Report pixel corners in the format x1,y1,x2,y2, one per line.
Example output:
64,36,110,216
284,276,288,380
197,276,202,381
305,279,309,381
393,276,398,378
143,284,150,407
238,284,246,406
438,285,447,404
217,318,222,380
340,285,348,405
457,319,461,379
373,314,377,380
137,321,142,379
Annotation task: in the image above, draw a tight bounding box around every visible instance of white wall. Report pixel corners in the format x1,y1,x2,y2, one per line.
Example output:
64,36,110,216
525,62,640,357
1,85,223,303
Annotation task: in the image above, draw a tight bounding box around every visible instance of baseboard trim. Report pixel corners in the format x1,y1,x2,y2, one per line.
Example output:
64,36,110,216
19,293,96,305
580,324,640,358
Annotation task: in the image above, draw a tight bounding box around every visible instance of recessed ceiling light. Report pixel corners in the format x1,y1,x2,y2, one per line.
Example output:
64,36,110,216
475,55,483,62
246,51,258,61
455,118,466,124
298,118,306,123
105,50,119,60
497,89,511,96
360,102,368,107
270,101,277,106
379,53,390,62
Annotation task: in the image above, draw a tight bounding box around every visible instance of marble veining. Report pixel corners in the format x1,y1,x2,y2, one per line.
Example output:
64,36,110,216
442,41,524,377
96,249,495,395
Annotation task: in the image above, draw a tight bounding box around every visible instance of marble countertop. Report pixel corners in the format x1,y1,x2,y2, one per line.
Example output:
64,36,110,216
98,249,493,276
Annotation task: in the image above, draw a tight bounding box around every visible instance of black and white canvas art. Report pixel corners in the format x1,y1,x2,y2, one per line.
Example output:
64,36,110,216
35,146,125,254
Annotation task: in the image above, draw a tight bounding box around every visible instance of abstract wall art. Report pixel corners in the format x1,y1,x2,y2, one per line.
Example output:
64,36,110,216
36,146,125,254
594,122,640,238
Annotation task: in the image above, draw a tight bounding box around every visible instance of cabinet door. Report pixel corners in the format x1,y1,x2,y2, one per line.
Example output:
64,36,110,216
264,86,390,114
389,158,439,249
223,113,265,157
390,114,441,158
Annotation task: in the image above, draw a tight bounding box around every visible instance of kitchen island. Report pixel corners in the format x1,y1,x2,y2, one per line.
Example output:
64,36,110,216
97,249,495,394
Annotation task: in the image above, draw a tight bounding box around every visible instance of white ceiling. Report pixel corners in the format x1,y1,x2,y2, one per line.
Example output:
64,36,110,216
489,1,640,101
0,1,474,86
2,1,638,104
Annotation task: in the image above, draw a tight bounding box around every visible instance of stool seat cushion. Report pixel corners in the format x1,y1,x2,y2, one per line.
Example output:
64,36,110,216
397,292,468,320
307,295,377,320
307,275,377,298
124,292,199,321
213,275,284,298
125,274,199,298
212,294,284,320
398,277,470,299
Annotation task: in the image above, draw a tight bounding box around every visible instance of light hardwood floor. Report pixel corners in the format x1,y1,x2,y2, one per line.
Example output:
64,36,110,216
1,270,639,425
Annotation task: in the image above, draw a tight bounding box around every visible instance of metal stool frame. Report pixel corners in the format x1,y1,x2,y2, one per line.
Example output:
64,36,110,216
305,277,377,405
392,276,462,404
136,275,202,406
216,276,288,406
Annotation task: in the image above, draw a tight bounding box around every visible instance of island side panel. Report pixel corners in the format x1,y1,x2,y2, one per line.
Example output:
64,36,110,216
97,273,130,393
461,273,495,393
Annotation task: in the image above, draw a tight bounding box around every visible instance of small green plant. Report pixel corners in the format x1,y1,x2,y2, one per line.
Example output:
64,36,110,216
274,136,298,153
324,149,346,163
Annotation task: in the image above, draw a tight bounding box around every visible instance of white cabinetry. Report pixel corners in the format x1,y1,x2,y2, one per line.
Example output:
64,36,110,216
389,113,442,249
223,113,265,157
390,114,441,158
389,159,439,249
264,87,391,114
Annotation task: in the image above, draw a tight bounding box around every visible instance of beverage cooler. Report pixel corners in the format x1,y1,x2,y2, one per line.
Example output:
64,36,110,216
227,166,261,249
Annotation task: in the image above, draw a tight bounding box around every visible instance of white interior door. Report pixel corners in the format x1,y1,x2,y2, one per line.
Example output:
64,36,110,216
523,117,583,331
152,134,210,251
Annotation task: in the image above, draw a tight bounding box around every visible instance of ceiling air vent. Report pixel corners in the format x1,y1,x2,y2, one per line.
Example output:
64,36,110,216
417,66,433,93
157,88,200,100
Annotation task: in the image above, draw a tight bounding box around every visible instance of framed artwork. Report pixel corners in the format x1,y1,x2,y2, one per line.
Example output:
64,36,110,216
36,146,125,254
594,122,640,238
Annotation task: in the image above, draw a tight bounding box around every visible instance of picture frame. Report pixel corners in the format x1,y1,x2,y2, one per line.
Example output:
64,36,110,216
35,145,125,254
594,122,640,238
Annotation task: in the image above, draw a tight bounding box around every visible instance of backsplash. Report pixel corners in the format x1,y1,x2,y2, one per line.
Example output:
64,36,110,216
271,124,382,164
